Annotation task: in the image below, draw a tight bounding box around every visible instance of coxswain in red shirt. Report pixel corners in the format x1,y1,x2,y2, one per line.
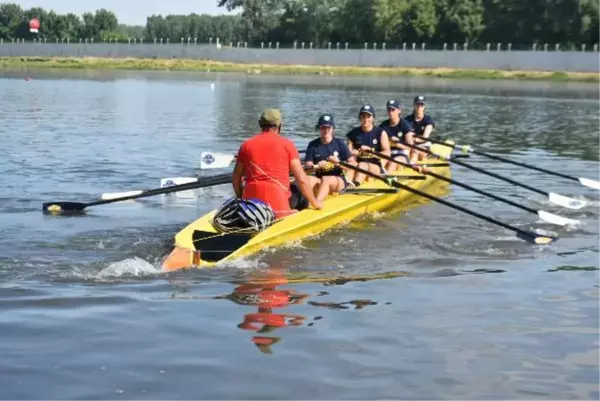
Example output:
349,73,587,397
232,108,323,218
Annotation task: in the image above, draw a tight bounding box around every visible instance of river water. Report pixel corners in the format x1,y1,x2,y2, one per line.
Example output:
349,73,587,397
0,69,598,399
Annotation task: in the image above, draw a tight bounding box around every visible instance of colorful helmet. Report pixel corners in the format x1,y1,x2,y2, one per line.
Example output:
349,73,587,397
213,198,275,234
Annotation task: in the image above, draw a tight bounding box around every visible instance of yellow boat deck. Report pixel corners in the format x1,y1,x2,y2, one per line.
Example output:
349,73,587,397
162,144,453,271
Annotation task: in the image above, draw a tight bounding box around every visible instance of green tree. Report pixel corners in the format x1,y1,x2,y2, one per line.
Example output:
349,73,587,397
374,0,409,42
404,0,439,41
0,3,24,40
438,0,485,43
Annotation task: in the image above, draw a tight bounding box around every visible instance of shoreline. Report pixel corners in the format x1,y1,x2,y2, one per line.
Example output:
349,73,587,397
0,56,598,82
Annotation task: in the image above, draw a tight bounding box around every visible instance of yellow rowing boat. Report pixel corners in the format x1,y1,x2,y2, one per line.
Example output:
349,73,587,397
162,142,454,271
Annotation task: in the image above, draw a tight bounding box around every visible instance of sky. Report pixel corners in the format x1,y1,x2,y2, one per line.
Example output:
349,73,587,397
13,0,236,25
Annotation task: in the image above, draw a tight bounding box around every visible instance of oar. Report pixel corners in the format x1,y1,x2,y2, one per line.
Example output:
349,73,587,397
101,177,200,200
43,172,233,214
404,142,586,210
201,150,307,170
427,138,600,191
338,161,556,245
368,150,580,227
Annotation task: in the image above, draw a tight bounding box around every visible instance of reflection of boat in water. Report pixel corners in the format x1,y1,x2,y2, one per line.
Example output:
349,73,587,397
210,268,408,354
217,268,308,354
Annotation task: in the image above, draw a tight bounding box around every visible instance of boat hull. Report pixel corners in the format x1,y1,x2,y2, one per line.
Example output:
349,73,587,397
162,144,453,271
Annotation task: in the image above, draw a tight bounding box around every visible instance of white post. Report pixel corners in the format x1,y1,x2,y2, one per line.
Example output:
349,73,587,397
301,42,305,49
310,42,313,49
293,41,297,49
382,42,386,50
403,42,406,50
373,42,377,50
412,42,416,50
532,43,537,51
555,43,560,51
209,37,212,45
581,44,586,52
453,43,457,51
508,43,512,51
336,42,340,50
194,37,197,44
345,42,348,50
463,42,468,50
594,44,598,52
276,42,279,49
268,41,271,49
261,42,264,49
328,42,331,50
421,42,425,51
486,43,490,51
364,42,367,50
497,43,501,51
443,43,447,51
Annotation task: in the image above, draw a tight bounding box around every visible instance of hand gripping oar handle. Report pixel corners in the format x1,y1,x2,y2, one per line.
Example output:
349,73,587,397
43,172,233,213
338,161,556,245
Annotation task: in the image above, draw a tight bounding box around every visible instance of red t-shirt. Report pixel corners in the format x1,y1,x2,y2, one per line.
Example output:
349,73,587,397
237,131,300,218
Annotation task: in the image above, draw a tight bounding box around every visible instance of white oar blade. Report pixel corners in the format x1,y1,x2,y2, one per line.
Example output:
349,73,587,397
579,177,600,191
160,177,198,188
537,210,580,227
100,190,143,200
200,152,235,169
548,192,587,210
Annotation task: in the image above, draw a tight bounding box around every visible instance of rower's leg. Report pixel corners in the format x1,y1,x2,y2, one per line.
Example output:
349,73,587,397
352,162,371,184
367,163,381,180
386,160,398,173
316,176,335,201
343,160,358,182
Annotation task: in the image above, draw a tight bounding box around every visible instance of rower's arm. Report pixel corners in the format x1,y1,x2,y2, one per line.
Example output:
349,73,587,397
346,139,359,156
422,124,434,139
290,158,321,209
380,131,391,157
232,159,244,198
405,132,419,164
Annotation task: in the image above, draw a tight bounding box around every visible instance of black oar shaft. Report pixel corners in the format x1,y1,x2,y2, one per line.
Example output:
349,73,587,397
430,138,579,182
369,150,539,215
339,161,541,242
406,143,548,197
86,173,233,207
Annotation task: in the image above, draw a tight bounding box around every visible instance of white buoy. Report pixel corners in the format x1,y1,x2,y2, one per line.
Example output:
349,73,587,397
210,83,215,91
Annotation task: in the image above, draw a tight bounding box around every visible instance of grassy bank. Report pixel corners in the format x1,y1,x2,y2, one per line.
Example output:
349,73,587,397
1,56,598,82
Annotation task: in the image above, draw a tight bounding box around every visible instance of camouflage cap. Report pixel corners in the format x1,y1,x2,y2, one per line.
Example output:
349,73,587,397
259,108,282,126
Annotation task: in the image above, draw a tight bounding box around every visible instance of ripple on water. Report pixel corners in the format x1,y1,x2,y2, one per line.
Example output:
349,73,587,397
0,72,598,400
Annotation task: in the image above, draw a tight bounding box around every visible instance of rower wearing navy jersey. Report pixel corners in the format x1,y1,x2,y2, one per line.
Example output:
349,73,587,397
405,95,435,161
345,104,391,185
378,99,418,172
304,114,356,201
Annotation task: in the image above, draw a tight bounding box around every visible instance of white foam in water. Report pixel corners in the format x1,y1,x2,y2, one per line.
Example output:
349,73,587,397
97,257,161,279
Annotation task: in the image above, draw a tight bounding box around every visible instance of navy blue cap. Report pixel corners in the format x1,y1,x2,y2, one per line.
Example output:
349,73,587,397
316,113,335,128
413,95,426,104
386,99,401,109
359,104,375,117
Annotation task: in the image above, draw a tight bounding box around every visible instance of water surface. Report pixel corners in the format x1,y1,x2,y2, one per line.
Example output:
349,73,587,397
0,69,598,399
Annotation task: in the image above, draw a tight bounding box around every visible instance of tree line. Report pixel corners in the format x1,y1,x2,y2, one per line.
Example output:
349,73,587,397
1,0,598,48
